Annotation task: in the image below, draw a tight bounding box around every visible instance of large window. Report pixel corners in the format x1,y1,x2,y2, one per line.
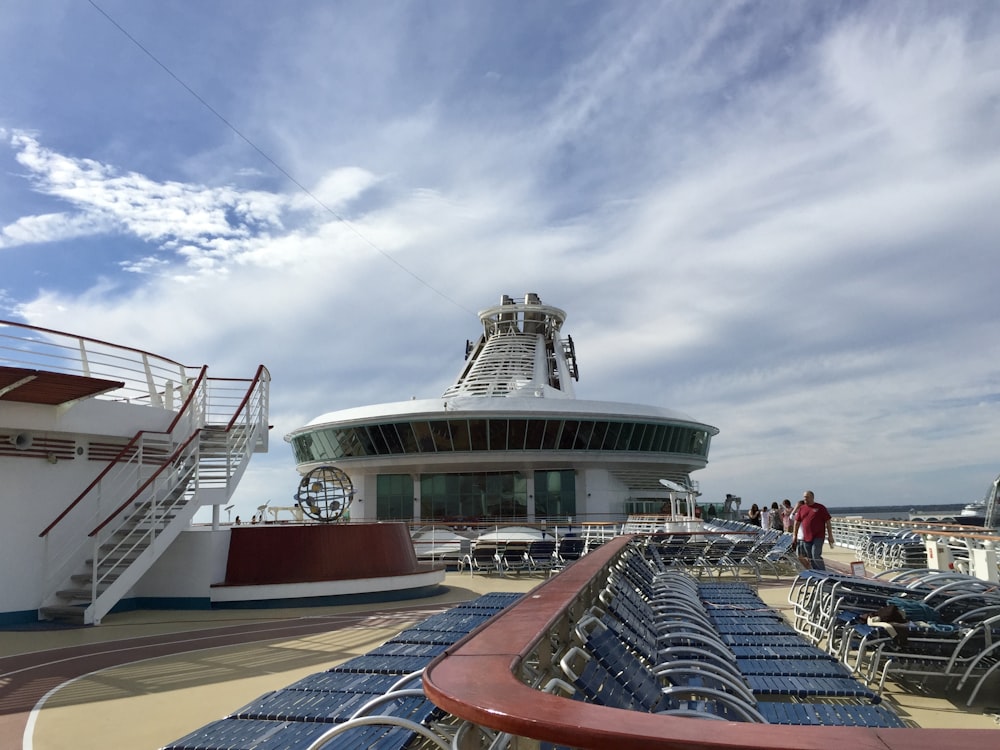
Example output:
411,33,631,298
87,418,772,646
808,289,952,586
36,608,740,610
534,470,576,518
418,472,527,521
376,474,414,520
290,418,713,463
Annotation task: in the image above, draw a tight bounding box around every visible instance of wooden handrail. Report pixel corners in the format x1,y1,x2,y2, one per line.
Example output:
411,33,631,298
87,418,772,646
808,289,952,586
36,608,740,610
38,428,148,538
88,429,202,537
39,367,209,538
0,318,186,367
88,368,268,537
222,364,270,431
163,366,209,433
907,528,1000,542
422,535,995,750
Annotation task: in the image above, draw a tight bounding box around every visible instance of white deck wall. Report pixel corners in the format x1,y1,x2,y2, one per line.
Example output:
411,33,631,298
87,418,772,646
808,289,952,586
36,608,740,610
0,400,174,618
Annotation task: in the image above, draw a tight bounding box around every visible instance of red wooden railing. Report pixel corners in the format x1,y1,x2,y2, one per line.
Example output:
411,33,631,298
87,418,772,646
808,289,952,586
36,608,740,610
39,366,209,538
422,535,995,750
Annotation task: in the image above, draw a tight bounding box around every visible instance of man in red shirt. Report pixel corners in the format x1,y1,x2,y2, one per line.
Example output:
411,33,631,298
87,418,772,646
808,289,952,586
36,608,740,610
791,490,834,570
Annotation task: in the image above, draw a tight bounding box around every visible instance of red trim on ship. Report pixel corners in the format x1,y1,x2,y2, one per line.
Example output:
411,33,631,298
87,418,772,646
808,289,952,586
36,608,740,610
217,522,435,586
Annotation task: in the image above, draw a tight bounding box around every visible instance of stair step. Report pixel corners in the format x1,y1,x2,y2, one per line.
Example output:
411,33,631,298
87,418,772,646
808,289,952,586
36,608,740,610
112,529,147,540
100,542,144,554
102,528,157,544
39,605,87,624
71,573,120,587
56,588,97,602
122,514,176,526
86,555,140,569
42,429,247,626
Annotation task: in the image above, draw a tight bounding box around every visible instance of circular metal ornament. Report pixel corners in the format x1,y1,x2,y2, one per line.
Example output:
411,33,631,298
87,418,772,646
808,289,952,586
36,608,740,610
295,466,354,522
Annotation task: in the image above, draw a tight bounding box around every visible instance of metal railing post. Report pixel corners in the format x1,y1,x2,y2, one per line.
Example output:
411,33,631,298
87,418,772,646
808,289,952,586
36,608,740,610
141,353,160,407
90,535,99,623
78,338,91,378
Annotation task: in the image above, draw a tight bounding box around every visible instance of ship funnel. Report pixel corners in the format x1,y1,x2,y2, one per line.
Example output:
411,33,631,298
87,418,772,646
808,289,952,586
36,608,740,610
11,432,33,450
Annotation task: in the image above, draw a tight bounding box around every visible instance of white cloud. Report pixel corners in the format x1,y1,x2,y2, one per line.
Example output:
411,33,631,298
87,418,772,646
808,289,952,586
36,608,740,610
298,167,381,212
7,131,289,271
3,3,1000,520
0,211,109,248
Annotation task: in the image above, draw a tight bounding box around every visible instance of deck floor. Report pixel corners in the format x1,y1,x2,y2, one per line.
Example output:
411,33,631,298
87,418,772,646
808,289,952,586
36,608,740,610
3,547,997,749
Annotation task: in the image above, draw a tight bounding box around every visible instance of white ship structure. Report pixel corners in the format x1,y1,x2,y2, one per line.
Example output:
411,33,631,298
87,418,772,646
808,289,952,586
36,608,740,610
908,474,1000,529
285,293,719,525
0,320,271,625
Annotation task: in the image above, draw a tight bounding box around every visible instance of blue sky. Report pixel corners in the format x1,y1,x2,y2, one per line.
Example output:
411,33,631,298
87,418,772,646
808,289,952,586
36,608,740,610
3,1,1000,519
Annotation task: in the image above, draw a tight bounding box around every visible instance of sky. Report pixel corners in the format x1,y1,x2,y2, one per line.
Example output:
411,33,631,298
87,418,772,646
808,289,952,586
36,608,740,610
3,0,1000,520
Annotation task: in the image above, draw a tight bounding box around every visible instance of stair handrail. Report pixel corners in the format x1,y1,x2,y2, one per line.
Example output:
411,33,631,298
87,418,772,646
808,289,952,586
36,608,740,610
221,365,270,431
47,367,268,624
984,474,999,531
88,365,270,537
88,429,203,537
39,366,209,538
84,432,205,624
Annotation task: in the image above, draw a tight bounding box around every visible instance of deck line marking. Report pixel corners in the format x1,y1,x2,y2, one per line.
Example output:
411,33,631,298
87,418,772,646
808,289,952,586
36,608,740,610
0,613,424,680
18,616,430,750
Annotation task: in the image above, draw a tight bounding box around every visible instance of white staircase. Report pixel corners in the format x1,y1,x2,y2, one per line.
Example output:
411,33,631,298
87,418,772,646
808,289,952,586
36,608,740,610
39,372,269,625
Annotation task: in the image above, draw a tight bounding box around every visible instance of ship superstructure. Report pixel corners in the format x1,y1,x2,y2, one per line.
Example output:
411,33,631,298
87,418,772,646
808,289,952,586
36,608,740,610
286,293,719,523
443,292,578,399
0,320,270,625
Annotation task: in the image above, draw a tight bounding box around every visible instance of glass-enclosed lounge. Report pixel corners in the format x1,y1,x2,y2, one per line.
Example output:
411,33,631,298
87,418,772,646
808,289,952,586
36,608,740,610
285,293,719,525
289,416,712,464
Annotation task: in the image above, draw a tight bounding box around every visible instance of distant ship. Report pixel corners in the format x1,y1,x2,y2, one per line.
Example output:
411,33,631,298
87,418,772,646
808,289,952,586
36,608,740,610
909,473,999,529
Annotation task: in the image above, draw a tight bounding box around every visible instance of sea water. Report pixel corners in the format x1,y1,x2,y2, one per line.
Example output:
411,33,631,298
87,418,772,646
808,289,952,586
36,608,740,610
830,504,968,521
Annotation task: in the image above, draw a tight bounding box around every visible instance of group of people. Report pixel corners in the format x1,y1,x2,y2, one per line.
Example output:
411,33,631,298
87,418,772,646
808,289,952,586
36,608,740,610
744,491,834,570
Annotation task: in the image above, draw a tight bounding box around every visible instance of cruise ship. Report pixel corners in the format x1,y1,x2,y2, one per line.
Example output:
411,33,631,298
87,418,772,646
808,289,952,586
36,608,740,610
908,474,1000,529
6,308,999,750
0,318,451,628
285,292,719,525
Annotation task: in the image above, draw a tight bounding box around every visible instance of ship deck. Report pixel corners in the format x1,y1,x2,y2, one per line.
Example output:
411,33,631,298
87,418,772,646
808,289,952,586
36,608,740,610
2,546,997,750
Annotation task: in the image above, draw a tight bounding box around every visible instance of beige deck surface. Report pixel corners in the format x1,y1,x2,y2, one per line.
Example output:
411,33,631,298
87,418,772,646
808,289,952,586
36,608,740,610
754,546,1000,732
9,548,1000,750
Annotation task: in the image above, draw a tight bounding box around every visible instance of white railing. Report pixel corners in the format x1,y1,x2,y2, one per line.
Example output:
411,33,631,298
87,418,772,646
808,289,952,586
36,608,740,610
831,517,1000,582
37,370,210,619
6,312,272,623
83,432,204,623
196,372,270,493
79,370,269,622
0,319,189,406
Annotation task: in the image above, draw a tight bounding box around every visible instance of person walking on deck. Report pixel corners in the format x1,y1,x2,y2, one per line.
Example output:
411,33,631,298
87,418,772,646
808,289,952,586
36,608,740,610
781,498,794,532
769,502,784,531
792,490,834,570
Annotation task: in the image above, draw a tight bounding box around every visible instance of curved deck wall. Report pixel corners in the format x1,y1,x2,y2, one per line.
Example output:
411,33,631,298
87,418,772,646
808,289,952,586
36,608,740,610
220,523,423,585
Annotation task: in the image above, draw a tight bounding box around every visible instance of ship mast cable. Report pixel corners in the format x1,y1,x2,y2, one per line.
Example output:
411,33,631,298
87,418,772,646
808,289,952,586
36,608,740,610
85,0,475,318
